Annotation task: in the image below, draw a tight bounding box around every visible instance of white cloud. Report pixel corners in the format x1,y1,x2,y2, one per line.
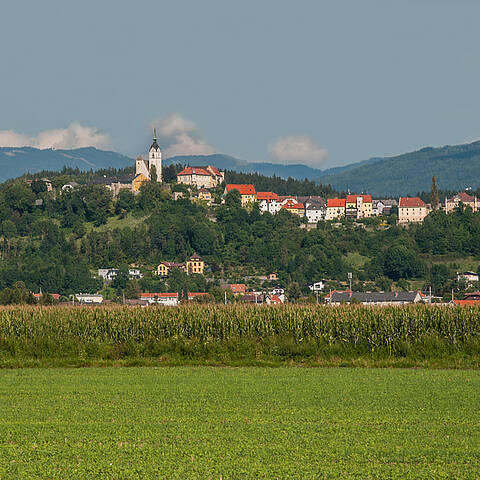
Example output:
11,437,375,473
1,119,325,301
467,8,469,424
151,114,215,158
0,123,111,150
269,135,329,168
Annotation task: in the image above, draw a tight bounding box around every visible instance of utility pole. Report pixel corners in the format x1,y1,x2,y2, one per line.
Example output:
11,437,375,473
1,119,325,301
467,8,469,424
224,291,227,305
348,272,352,291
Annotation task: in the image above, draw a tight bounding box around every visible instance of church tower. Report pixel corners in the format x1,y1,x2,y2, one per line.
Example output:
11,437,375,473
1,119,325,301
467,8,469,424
148,129,162,182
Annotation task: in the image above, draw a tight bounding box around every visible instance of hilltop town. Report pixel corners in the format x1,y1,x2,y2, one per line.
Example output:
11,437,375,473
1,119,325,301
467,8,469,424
1,134,480,307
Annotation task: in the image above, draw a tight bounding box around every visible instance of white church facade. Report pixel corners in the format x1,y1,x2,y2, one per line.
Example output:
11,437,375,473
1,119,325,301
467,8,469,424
135,130,163,182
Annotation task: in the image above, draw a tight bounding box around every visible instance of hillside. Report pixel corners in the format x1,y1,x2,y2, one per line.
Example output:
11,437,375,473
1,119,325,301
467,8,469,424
0,147,133,183
320,142,480,196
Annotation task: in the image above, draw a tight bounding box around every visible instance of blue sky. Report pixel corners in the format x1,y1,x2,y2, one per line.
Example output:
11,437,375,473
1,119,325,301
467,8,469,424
1,0,480,169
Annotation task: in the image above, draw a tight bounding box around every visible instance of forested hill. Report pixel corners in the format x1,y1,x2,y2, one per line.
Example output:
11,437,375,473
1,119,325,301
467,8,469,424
320,141,480,196
0,147,132,183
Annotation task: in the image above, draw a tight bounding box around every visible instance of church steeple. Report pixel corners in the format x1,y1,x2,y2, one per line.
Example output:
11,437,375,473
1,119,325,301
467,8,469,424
150,128,160,151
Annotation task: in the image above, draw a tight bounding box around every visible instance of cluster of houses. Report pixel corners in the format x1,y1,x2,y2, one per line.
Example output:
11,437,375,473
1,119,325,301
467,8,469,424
222,184,479,224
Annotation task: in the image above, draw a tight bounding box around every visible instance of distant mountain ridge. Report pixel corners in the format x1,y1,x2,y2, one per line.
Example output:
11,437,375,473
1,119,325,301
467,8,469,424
2,141,480,196
0,146,133,182
320,141,480,196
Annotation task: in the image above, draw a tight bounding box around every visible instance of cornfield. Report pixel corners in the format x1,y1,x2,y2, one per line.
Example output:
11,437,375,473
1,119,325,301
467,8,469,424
0,304,479,365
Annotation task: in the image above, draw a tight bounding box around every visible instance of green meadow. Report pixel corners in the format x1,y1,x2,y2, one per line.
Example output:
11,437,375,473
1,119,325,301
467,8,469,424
1,367,478,479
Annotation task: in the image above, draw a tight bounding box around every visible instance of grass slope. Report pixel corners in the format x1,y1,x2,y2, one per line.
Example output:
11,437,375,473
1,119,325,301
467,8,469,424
0,367,478,479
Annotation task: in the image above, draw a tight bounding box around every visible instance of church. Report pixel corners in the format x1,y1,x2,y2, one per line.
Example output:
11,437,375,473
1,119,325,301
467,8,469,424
136,130,162,182
92,131,163,195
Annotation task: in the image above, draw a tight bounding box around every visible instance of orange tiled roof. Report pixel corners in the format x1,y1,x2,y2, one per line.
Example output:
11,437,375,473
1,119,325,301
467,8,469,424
346,194,372,203
399,197,427,208
141,293,178,298
178,167,212,176
256,191,279,201
226,184,256,195
453,299,480,306
327,198,346,208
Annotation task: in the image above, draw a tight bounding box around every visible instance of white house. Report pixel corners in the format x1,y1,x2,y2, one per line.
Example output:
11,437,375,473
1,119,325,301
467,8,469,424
309,281,326,292
456,271,479,285
305,203,325,223
75,293,104,304
257,192,281,214
270,286,285,297
140,292,179,306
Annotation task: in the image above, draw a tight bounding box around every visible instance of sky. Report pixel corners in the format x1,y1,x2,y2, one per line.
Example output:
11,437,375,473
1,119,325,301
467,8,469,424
1,0,480,169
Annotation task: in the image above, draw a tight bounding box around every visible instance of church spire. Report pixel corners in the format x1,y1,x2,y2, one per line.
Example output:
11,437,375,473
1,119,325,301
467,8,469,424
153,128,157,141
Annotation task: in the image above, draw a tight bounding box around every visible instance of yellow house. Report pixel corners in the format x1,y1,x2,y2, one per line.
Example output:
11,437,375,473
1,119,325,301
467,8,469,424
157,254,206,276
224,184,257,207
185,253,205,274
197,188,213,204
346,195,373,218
132,173,149,193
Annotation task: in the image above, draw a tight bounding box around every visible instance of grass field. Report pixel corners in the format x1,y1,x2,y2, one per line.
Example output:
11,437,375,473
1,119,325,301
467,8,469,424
0,367,478,479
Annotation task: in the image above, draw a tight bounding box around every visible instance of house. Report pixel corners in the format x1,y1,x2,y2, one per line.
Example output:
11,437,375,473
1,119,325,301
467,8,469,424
325,290,423,305
197,188,213,204
270,286,285,296
309,281,326,292
75,293,104,304
445,192,478,213
184,253,205,275
257,192,281,214
187,292,212,302
398,197,428,224
281,200,305,216
265,294,283,305
126,298,149,307
98,268,119,281
242,293,264,304
177,165,224,189
61,181,79,191
278,196,297,206
156,254,206,276
305,203,325,223
451,293,480,306
228,284,246,295
33,293,61,301
325,198,346,220
224,184,257,207
372,200,386,216
377,199,397,216
92,173,144,196
157,262,185,277
267,272,278,281
172,191,184,201
302,196,325,208
98,268,143,281
456,271,479,285
346,195,373,218
140,292,179,306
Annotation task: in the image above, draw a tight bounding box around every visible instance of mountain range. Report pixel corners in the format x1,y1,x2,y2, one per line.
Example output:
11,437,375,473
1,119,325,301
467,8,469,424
2,140,480,196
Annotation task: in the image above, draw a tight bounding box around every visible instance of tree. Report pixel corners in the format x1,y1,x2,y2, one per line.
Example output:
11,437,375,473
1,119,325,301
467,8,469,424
286,282,302,302
150,165,158,183
383,245,424,281
125,279,141,299
430,176,439,210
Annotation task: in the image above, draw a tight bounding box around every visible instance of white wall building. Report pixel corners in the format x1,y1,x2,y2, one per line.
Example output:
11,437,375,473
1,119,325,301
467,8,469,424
305,203,325,223
140,293,179,306
75,294,104,304
136,130,162,182
257,192,281,214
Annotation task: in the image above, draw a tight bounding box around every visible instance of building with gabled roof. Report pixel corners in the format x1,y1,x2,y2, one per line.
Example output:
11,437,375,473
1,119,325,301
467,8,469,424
136,130,162,182
325,198,346,220
445,192,478,213
325,290,423,305
346,194,373,218
177,165,224,189
140,292,178,306
281,200,305,216
257,191,281,214
398,197,428,224
224,184,257,207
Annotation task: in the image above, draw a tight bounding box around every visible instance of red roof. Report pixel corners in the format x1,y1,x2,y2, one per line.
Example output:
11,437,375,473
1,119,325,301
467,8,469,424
327,198,346,208
453,299,480,306
399,197,427,208
282,202,304,210
278,195,297,202
34,293,60,300
346,194,372,203
225,184,256,195
140,293,178,298
177,167,212,177
269,294,282,304
256,191,279,201
448,192,475,203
